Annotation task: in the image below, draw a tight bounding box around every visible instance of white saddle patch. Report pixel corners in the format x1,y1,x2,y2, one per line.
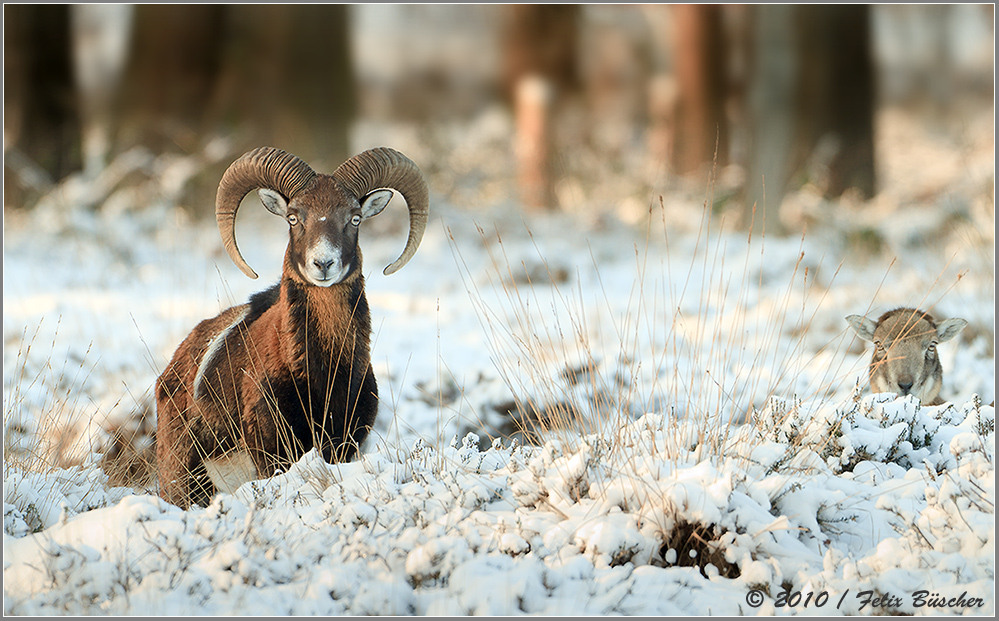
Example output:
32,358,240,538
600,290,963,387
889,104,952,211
193,306,250,401
204,451,258,495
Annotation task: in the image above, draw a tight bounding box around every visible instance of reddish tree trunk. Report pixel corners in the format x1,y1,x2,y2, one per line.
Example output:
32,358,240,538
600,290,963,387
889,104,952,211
500,4,581,103
671,4,729,176
515,76,556,209
501,5,580,210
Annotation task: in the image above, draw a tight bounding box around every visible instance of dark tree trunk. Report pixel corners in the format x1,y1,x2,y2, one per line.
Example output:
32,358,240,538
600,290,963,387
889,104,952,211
4,4,81,197
209,5,355,168
109,5,355,214
794,5,875,199
117,4,226,152
742,4,876,234
117,5,354,163
283,4,355,168
671,4,729,177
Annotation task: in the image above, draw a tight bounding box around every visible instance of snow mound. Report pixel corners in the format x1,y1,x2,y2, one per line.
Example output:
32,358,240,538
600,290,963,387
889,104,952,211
5,396,993,615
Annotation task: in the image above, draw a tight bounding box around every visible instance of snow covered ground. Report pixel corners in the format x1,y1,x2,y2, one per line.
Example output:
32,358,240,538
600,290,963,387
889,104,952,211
3,106,995,614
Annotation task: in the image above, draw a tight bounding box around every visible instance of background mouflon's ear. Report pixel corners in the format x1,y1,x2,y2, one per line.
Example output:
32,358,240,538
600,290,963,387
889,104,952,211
359,189,394,220
845,314,878,342
936,318,968,343
258,188,289,217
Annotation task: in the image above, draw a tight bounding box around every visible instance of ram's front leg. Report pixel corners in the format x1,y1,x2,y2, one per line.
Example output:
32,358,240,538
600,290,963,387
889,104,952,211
237,379,289,483
326,368,379,463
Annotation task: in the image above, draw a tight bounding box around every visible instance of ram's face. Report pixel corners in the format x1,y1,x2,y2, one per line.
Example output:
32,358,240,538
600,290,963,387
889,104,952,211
258,177,392,287
281,179,361,287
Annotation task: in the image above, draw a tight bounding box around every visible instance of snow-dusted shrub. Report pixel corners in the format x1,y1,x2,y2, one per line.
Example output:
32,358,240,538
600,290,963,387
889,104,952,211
749,392,993,474
4,458,134,537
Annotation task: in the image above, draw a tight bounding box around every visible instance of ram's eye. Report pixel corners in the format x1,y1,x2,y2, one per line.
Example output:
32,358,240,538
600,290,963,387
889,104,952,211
350,214,362,226
287,214,299,226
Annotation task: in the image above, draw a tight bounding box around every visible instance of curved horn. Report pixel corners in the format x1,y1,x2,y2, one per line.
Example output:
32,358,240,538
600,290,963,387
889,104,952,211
332,147,429,275
215,147,317,278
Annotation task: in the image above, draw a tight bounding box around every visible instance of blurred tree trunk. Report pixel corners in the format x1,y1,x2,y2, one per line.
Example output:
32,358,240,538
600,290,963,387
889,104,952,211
795,5,875,199
71,5,134,178
117,5,354,160
501,5,580,210
117,4,226,153
515,76,556,209
671,4,729,177
111,5,354,214
208,4,354,169
742,5,875,235
4,4,82,202
500,4,581,103
286,4,354,168
741,5,796,235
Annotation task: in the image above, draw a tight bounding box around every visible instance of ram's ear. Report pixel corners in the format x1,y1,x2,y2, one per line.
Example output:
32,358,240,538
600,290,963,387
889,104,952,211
846,314,878,342
359,189,393,220
258,188,289,217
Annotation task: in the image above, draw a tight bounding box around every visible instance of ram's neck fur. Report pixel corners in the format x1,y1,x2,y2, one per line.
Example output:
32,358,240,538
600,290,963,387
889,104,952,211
280,250,371,379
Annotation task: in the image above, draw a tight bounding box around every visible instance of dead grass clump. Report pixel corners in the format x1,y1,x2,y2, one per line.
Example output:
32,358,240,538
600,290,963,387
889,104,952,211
4,321,157,493
487,397,589,448
98,399,156,488
653,514,741,579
